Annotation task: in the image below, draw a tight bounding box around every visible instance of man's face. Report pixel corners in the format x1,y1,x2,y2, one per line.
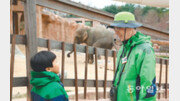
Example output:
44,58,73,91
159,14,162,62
114,27,136,41
114,27,126,41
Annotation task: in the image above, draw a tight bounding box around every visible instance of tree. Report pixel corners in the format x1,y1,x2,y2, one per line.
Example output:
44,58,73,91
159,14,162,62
101,4,169,31
142,6,169,17
102,4,121,14
102,4,135,14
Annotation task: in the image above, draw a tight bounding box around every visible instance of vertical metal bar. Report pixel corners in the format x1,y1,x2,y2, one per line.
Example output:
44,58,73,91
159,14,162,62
94,47,98,100
24,0,38,100
113,51,116,75
10,34,16,101
104,49,108,98
84,46,88,99
61,42,65,83
74,44,78,101
158,59,163,99
165,60,168,99
47,39,51,51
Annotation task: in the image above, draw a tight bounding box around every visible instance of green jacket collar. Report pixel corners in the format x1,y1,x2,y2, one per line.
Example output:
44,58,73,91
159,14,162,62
30,71,60,87
123,31,152,48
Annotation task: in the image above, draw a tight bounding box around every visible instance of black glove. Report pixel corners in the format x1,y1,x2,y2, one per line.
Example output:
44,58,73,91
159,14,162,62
110,86,117,101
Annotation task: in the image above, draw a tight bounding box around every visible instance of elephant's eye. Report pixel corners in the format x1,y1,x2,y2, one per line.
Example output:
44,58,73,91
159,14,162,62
76,36,79,39
77,35,81,37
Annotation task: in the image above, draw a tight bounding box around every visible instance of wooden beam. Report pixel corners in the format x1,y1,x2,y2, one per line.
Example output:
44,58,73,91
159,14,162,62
24,0,38,100
13,77,169,89
12,0,18,5
36,0,169,40
13,12,19,34
74,44,78,101
151,39,169,46
165,60,169,98
104,50,108,98
10,34,26,44
158,59,163,99
113,51,116,75
47,39,51,51
84,46,88,99
61,42,65,83
36,0,113,25
137,27,169,40
94,48,99,100
10,35,16,101
11,4,24,12
13,77,28,87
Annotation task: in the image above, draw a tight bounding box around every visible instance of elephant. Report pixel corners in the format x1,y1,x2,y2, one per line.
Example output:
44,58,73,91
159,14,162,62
67,26,115,64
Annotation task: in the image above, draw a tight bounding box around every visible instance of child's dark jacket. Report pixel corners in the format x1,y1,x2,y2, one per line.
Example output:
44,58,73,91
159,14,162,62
30,71,68,101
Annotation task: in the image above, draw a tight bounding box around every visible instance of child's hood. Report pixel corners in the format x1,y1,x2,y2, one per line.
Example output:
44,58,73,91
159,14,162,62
30,71,60,87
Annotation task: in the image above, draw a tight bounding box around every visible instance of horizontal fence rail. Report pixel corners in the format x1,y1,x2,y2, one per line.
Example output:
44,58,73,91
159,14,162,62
10,34,169,63
13,77,169,88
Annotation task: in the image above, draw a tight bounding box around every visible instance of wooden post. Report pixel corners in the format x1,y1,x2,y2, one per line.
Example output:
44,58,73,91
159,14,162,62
158,59,162,99
10,34,16,101
47,39,51,51
104,49,108,98
84,46,88,99
18,13,22,34
24,0,38,100
12,0,18,5
158,59,163,99
113,51,116,75
74,44,78,101
61,42,65,83
94,48,98,100
165,60,168,98
13,12,19,34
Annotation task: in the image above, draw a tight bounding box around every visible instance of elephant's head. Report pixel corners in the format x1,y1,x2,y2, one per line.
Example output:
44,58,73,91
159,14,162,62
67,27,89,57
74,28,89,44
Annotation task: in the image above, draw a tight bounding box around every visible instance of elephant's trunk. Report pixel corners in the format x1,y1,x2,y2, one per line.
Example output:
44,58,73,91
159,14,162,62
67,50,73,57
67,38,79,58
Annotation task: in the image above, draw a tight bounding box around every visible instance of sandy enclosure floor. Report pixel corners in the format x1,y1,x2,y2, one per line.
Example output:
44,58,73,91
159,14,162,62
12,45,169,100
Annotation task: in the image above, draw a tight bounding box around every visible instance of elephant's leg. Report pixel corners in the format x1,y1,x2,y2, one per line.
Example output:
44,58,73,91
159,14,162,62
98,54,101,59
92,39,105,61
88,54,94,64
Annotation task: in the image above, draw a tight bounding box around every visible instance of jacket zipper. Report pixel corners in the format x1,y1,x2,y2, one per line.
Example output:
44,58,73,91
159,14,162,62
128,84,134,101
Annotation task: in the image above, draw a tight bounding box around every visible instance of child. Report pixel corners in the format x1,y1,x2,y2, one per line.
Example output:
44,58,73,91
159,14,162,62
30,51,68,101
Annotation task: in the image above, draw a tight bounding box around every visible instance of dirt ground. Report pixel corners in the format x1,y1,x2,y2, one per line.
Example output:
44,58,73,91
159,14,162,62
12,45,169,101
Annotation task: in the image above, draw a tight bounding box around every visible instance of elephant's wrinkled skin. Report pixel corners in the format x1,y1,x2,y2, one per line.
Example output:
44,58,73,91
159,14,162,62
67,26,115,64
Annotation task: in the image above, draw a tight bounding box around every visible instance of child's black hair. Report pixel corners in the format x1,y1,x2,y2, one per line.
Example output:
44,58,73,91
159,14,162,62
30,51,56,72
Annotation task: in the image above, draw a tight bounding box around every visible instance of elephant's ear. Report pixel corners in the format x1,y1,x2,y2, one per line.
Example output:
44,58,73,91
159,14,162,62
82,31,88,41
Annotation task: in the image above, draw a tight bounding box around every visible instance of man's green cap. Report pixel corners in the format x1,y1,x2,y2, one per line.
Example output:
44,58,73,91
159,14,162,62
107,11,142,28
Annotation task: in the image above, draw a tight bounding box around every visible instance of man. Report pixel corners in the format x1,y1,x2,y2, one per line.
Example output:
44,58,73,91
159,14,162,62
108,12,156,101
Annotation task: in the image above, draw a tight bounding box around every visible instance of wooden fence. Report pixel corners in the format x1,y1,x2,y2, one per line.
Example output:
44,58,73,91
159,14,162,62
10,34,169,101
10,0,169,101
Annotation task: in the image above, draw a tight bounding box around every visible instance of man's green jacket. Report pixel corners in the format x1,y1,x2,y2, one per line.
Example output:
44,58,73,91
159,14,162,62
114,31,156,101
